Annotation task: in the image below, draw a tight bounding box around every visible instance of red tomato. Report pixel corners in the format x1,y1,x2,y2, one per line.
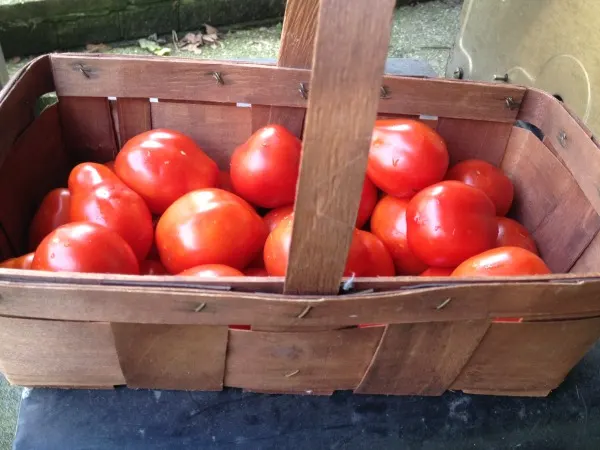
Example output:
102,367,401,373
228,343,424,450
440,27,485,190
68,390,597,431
139,260,169,275
115,129,219,214
69,163,154,261
0,253,34,270
104,161,116,172
263,215,368,277
31,222,139,274
217,170,235,193
263,205,294,233
445,159,514,216
370,196,427,275
244,267,270,276
496,217,538,255
420,267,453,276
179,264,244,277
68,162,122,192
451,246,551,277
356,177,378,228
367,119,449,198
29,188,71,251
230,125,301,208
407,181,497,267
356,230,395,276
156,189,268,274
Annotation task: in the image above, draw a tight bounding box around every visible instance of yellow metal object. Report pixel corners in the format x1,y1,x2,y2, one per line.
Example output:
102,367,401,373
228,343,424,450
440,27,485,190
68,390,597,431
447,0,597,134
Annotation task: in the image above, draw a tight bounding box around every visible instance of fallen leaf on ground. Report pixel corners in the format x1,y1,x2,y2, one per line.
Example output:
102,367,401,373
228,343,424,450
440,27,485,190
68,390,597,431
204,24,218,35
138,38,171,56
85,43,111,53
202,33,218,44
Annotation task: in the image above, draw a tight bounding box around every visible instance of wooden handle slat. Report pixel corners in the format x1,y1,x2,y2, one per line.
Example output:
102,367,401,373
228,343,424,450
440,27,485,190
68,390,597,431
284,0,396,294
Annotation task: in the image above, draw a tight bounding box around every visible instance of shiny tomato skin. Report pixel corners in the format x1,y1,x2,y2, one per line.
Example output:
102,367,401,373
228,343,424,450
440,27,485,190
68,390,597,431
115,129,219,214
70,179,154,261
68,163,122,192
356,177,378,229
31,222,139,274
368,119,449,198
445,159,514,216
139,259,169,275
370,196,428,275
179,264,244,277
0,253,34,270
263,215,368,277
451,246,551,277
420,267,453,277
244,267,269,276
356,230,395,276
407,180,497,268
263,205,294,233
29,188,71,251
156,189,268,274
496,217,538,255
230,125,301,208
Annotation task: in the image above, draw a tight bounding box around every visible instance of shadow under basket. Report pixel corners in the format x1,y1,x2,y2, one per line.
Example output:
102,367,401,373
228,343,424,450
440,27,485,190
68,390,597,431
2,53,600,397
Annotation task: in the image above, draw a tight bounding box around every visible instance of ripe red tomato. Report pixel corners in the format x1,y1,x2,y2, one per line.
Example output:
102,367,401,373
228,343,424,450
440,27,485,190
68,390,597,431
29,188,71,251
496,217,538,255
31,222,139,274
217,170,235,193
420,267,453,277
445,159,514,216
370,196,427,275
68,162,122,192
230,125,301,208
356,177,378,229
356,230,395,276
451,246,551,277
407,181,497,267
104,161,116,172
179,264,244,277
263,215,368,277
139,260,169,275
156,189,267,274
0,253,34,270
263,205,294,233
115,129,219,214
244,267,270,276
367,119,449,198
69,163,154,261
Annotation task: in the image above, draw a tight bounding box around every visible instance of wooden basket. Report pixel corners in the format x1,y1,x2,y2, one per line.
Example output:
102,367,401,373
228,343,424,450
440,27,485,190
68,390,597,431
2,0,600,397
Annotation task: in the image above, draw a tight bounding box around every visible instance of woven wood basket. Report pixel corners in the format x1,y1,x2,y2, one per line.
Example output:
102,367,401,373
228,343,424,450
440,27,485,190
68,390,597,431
1,0,600,397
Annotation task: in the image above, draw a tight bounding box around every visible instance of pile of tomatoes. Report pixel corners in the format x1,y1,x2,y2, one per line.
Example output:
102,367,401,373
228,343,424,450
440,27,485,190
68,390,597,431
1,119,550,278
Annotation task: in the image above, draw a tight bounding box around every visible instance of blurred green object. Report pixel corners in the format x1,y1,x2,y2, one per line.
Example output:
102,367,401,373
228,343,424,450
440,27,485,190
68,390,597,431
0,376,21,450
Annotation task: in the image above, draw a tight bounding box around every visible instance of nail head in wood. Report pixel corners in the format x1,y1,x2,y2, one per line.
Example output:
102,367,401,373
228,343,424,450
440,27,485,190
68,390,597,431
298,82,308,99
212,72,224,85
296,305,312,319
285,369,300,378
436,297,452,310
380,85,390,99
193,302,207,313
558,130,568,148
77,64,91,79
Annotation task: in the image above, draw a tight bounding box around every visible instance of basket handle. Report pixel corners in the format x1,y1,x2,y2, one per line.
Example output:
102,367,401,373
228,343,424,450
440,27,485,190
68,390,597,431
282,0,396,295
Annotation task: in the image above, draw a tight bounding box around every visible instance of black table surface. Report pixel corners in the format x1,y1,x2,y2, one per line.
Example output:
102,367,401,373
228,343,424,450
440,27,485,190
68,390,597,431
13,340,600,450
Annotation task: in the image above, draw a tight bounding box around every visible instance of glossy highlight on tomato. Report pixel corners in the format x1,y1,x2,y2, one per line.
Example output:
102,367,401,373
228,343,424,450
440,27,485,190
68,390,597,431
263,205,294,233
445,159,514,216
407,181,497,267
420,267,453,277
367,119,449,198
230,125,301,208
451,246,551,277
29,188,71,251
496,217,538,255
156,189,268,274
179,264,244,277
32,222,139,274
115,129,219,214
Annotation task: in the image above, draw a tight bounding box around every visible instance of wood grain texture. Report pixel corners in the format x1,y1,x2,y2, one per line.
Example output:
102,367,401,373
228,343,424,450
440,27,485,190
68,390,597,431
571,229,600,273
111,324,228,390
151,101,251,169
0,105,69,253
0,316,125,387
437,118,513,166
284,0,396,294
224,327,383,392
0,55,54,168
265,0,318,136
518,88,600,216
50,54,524,123
355,320,490,395
452,318,600,395
4,275,600,325
501,127,600,273
116,98,151,145
58,96,119,163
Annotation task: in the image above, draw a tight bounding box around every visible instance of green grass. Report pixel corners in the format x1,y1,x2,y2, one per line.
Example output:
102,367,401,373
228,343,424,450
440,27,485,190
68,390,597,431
0,376,21,450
